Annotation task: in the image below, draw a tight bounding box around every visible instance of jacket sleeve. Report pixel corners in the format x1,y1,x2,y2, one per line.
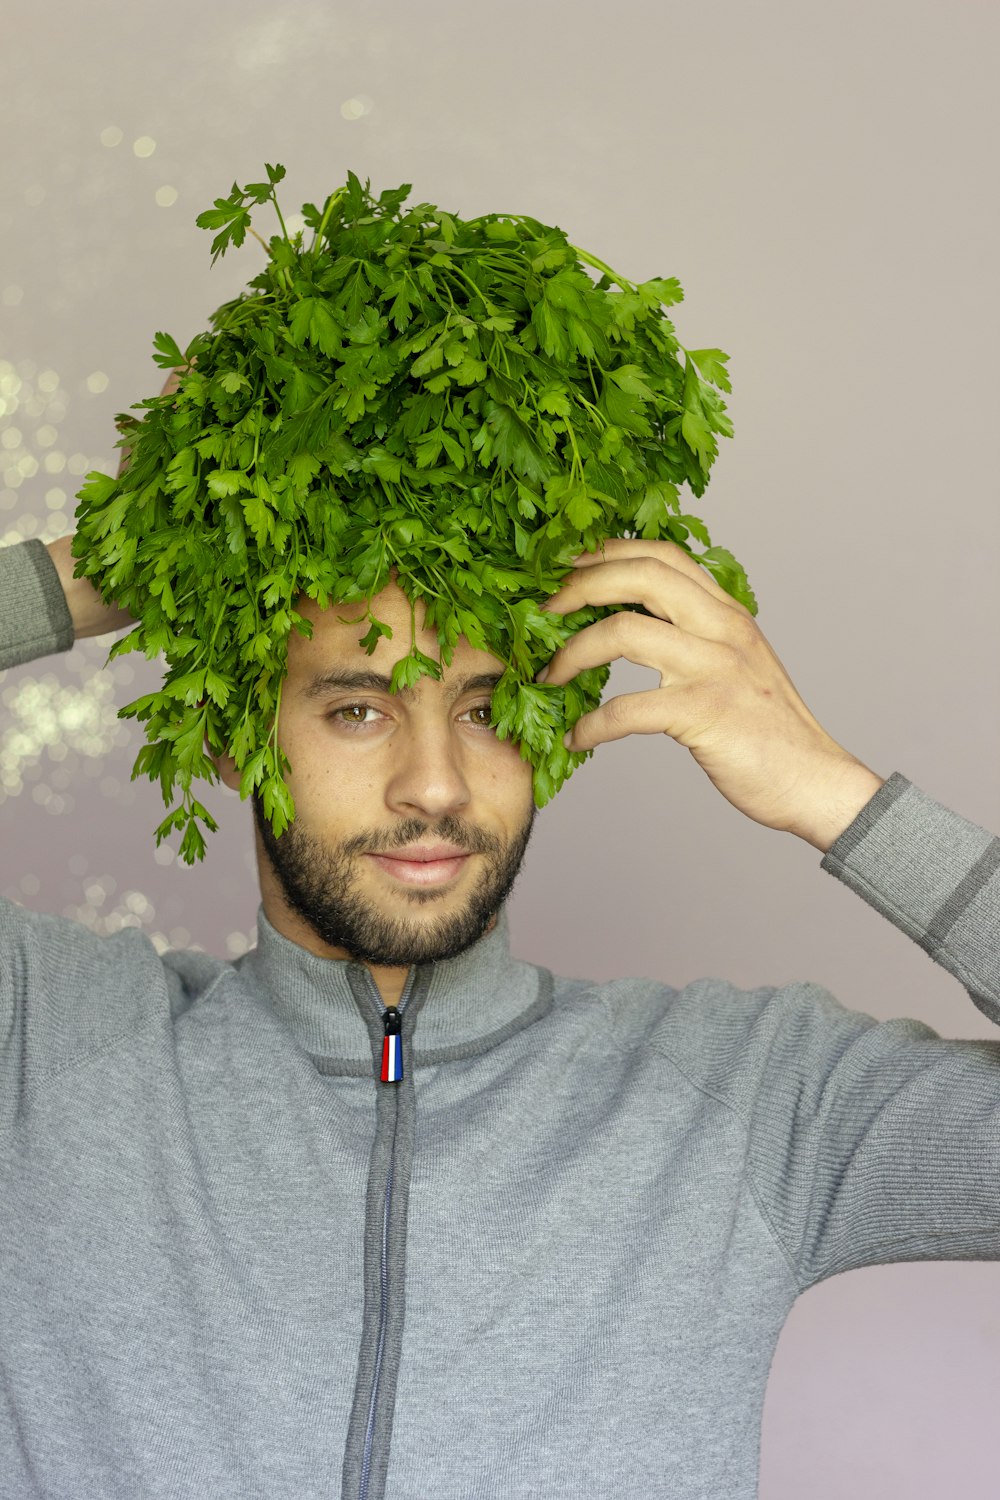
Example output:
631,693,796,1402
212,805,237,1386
675,773,1000,1292
0,897,172,1135
0,539,75,671
0,540,157,1134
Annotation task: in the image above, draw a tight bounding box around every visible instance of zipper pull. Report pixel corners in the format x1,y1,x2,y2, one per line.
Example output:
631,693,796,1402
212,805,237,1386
380,1007,403,1084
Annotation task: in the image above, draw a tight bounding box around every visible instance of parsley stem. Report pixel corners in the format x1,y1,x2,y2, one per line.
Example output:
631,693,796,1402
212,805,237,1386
574,390,606,428
248,227,271,255
271,191,290,246
585,358,601,405
425,564,451,601
252,401,262,469
271,674,284,770
381,528,449,606
205,594,229,658
488,332,511,378
563,421,584,481
311,188,346,253
567,243,632,291
436,259,495,314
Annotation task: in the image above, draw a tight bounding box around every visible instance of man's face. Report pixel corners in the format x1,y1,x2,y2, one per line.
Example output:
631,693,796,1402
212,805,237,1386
215,573,538,981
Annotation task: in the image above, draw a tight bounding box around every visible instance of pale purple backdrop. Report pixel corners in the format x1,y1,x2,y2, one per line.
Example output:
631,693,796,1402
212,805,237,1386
1,1,998,1492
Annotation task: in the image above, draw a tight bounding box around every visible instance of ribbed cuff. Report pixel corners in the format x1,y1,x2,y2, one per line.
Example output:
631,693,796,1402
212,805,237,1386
821,770,1000,1024
0,539,75,670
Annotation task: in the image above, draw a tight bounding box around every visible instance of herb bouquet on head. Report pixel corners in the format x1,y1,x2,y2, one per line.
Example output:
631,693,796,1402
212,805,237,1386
70,163,755,866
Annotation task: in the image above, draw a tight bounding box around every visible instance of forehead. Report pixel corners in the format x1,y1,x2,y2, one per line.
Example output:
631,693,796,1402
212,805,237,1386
288,576,505,701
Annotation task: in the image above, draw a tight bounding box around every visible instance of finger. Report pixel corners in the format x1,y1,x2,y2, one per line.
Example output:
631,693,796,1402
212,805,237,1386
544,556,735,645
569,535,748,612
566,686,680,752
540,610,707,689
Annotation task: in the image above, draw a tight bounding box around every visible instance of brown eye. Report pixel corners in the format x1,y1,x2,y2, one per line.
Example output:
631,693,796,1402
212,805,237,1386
327,703,379,728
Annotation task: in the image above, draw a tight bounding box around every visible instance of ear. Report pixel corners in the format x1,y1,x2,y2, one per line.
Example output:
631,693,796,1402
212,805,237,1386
203,697,279,796
205,734,241,793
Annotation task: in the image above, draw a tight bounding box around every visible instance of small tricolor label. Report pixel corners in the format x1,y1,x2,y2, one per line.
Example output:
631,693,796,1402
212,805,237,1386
381,1009,403,1083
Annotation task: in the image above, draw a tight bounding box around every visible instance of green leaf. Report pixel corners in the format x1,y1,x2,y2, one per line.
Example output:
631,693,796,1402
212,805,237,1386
359,617,394,654
640,276,685,307
484,219,520,242
286,451,321,489
261,768,295,840
680,358,719,471
633,480,680,538
204,669,231,708
696,546,759,616
239,748,268,799
564,485,602,531
217,370,251,394
391,649,441,694
536,383,572,418
152,331,185,369
686,347,732,393
207,469,251,498
288,297,343,357
179,818,207,865
606,364,658,401
195,196,253,264
479,400,555,485
76,470,120,508
240,486,275,547
154,807,188,843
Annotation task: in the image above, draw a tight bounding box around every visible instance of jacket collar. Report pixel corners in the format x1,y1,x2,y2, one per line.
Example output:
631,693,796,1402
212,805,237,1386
237,901,549,1072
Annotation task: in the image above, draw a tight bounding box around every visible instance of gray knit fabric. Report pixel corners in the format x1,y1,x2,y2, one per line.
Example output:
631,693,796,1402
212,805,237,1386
0,537,75,665
2,539,999,1500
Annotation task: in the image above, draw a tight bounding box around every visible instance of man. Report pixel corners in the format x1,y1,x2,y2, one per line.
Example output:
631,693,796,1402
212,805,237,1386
1,408,998,1500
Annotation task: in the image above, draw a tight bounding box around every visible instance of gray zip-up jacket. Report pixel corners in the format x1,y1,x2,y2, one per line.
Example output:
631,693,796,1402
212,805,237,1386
2,536,999,1500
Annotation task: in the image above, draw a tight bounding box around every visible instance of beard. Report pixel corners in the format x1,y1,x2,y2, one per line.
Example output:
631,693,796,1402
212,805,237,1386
251,792,538,968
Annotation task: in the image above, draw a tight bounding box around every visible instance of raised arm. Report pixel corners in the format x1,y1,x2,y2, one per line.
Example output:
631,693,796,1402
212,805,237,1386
0,367,189,1129
27,367,185,649
42,533,136,642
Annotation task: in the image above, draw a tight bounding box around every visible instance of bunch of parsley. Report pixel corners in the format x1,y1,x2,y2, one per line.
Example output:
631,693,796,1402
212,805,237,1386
70,164,754,865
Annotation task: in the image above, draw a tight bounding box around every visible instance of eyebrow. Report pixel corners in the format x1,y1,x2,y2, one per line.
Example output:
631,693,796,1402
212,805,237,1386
302,668,505,704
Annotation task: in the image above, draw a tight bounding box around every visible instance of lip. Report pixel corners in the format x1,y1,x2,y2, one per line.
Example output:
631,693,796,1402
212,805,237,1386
367,853,471,887
384,844,469,861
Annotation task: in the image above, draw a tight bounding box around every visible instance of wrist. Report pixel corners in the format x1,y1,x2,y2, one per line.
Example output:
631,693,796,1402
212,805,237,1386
792,759,887,854
45,535,135,640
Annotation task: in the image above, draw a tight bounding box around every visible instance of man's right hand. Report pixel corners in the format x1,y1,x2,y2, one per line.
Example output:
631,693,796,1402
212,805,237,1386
49,367,186,641
45,533,135,640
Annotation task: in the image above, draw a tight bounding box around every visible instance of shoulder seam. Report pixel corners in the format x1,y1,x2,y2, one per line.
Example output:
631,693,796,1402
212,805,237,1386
647,1034,804,1293
14,955,233,1126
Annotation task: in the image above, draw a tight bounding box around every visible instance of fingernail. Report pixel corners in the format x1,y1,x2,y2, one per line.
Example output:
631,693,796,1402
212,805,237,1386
535,666,550,683
562,732,573,749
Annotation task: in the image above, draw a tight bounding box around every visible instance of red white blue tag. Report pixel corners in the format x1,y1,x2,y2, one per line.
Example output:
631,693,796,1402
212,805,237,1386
381,1010,403,1083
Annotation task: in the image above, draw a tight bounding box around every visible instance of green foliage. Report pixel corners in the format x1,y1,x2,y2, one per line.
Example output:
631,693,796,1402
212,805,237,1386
71,166,755,864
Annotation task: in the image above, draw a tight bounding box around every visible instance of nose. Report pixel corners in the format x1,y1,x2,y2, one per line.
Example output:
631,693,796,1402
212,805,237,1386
383,717,474,821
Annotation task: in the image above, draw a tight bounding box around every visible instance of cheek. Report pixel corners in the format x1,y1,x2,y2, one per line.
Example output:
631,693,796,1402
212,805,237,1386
489,746,537,806
277,727,369,800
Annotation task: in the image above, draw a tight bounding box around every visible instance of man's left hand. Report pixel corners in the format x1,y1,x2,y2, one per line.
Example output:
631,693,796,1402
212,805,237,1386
537,537,885,849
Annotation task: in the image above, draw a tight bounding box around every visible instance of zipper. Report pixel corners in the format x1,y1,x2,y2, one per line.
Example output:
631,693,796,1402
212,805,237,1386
358,1124,396,1500
380,1007,403,1083
357,974,417,1500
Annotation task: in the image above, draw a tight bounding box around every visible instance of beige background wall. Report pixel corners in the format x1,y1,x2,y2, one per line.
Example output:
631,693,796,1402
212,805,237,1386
1,0,998,1492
